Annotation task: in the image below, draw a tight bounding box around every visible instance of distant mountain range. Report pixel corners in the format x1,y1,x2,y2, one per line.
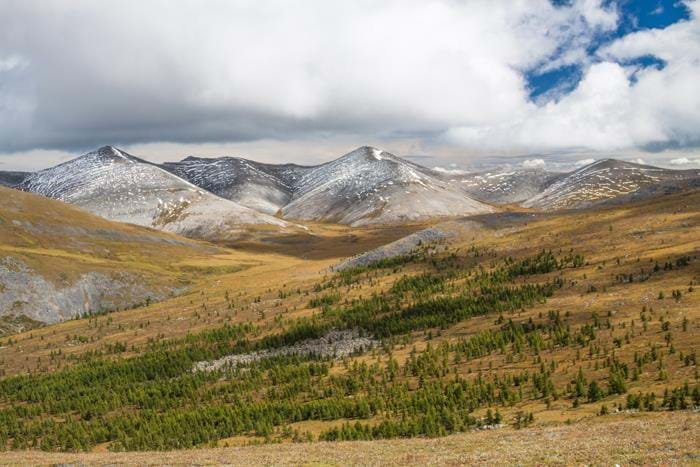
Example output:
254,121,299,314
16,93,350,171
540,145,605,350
162,146,494,225
3,146,699,238
449,167,564,204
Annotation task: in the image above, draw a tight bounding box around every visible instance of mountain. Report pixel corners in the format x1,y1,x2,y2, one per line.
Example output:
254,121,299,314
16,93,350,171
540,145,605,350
523,159,700,210
161,147,493,225
18,146,296,241
0,171,30,187
280,146,494,225
0,186,225,325
448,167,563,204
162,156,312,214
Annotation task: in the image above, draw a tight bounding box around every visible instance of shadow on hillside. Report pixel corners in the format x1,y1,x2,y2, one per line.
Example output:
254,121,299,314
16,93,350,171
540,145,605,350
219,224,425,260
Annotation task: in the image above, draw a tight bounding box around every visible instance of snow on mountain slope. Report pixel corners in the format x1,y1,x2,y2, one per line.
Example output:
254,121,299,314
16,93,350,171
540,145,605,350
281,146,493,226
161,156,312,214
0,171,30,188
450,168,563,204
523,159,700,210
18,146,293,240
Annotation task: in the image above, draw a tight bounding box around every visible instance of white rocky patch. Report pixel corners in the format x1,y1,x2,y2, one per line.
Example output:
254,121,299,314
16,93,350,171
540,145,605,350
193,330,376,372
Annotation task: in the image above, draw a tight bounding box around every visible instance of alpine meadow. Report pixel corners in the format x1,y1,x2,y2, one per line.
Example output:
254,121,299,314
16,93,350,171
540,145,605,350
1,1,699,465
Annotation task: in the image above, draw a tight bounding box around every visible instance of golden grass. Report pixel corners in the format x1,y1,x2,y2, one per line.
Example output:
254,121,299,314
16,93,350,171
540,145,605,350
0,188,699,460
1,411,697,466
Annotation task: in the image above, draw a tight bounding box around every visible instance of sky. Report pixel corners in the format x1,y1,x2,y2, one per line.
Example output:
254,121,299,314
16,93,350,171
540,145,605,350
1,0,699,171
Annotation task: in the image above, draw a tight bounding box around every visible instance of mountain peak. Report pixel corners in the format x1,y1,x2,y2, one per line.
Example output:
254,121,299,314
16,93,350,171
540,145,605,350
340,146,395,163
89,145,134,163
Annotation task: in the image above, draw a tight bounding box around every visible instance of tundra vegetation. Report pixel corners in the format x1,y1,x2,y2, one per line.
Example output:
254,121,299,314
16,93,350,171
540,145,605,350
0,189,698,459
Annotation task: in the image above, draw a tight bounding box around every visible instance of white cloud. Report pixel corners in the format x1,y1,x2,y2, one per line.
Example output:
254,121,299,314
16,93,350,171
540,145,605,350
0,0,697,166
633,158,646,165
668,157,700,165
0,54,27,73
576,158,596,167
522,159,546,168
0,0,622,156
448,1,700,156
432,166,469,175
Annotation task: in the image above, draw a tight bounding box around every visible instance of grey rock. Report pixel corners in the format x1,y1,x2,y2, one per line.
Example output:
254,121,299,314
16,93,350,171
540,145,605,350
0,257,172,324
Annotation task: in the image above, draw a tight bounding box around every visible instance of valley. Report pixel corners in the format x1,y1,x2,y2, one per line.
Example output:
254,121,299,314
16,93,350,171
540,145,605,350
0,179,697,461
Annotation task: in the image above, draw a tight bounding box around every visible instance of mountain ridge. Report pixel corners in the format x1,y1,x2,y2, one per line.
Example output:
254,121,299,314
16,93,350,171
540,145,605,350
12,145,700,228
522,158,700,210
18,146,296,241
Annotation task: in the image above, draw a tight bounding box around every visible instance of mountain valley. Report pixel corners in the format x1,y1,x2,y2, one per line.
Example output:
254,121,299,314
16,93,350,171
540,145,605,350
0,146,698,463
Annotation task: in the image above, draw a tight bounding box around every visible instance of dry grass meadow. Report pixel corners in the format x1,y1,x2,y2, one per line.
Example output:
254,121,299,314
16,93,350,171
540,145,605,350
0,188,699,464
0,411,697,466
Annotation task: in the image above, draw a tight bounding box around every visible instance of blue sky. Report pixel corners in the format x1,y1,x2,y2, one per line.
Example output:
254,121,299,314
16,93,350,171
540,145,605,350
0,0,699,170
527,0,691,101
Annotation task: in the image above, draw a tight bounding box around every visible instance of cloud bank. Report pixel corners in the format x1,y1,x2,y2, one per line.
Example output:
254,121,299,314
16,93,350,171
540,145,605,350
0,0,698,162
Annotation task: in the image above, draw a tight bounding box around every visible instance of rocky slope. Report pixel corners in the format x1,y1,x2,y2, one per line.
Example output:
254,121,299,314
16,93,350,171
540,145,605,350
162,156,312,215
523,159,700,210
0,186,225,324
18,146,295,241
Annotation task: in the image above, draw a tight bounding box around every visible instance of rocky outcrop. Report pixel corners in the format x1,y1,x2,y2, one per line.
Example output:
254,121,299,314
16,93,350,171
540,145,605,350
0,257,173,324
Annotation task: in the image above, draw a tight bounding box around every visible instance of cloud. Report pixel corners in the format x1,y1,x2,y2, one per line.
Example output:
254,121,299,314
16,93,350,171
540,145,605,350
432,166,470,175
575,158,596,167
633,158,646,165
522,159,546,168
0,0,697,164
0,0,625,156
668,157,700,165
0,54,27,73
448,1,700,154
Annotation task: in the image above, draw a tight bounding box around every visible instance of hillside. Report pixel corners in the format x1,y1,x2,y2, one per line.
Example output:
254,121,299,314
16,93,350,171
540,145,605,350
18,146,297,241
0,171,30,188
523,159,700,210
453,167,563,204
3,411,696,465
0,186,236,326
0,189,697,456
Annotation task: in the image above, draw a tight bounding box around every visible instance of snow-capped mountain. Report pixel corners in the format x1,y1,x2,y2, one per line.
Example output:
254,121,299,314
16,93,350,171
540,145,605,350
15,146,699,232
161,156,312,215
18,146,294,240
523,159,700,210
281,146,493,226
448,168,563,204
0,171,30,188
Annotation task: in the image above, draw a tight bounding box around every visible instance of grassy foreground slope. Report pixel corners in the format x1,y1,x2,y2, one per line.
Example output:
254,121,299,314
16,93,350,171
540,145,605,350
0,189,697,459
2,411,696,465
0,186,244,328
